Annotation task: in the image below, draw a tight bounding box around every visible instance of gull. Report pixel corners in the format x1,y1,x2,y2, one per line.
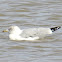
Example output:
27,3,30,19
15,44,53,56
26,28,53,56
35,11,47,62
3,26,61,40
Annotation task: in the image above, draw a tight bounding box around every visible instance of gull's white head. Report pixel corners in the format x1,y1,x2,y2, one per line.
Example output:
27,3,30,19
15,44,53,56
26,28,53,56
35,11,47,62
3,26,22,35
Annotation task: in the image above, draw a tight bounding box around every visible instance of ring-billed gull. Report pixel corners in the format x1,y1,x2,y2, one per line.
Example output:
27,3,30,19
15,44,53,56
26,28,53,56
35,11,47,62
3,26,61,40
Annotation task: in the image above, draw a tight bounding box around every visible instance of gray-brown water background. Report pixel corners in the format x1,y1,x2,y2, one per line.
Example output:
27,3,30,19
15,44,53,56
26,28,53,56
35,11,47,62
0,0,62,62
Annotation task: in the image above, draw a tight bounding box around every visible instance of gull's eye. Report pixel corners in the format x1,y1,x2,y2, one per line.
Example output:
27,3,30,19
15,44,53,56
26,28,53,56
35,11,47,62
8,28,12,31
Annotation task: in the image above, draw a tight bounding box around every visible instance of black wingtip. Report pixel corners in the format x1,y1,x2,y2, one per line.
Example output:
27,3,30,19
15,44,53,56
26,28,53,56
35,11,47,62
50,26,61,32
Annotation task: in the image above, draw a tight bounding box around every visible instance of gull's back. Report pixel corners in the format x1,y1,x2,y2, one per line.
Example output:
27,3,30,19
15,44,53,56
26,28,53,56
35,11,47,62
20,27,52,38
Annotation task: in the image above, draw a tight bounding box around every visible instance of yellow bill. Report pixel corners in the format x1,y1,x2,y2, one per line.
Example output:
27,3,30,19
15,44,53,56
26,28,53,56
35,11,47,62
2,30,8,32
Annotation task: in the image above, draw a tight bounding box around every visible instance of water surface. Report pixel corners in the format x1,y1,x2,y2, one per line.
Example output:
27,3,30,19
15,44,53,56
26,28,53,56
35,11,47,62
0,0,62,62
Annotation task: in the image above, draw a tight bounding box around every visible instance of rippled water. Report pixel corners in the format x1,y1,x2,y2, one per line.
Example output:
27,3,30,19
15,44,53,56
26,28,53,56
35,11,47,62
0,0,62,62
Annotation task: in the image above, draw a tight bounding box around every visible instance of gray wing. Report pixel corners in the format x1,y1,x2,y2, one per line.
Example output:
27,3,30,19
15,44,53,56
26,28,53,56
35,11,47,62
20,27,52,38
